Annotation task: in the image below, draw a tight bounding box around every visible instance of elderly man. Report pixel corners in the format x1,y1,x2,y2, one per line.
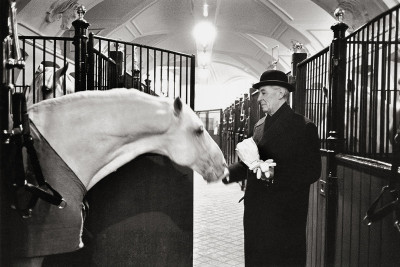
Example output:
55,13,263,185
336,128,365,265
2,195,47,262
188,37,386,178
224,69,321,266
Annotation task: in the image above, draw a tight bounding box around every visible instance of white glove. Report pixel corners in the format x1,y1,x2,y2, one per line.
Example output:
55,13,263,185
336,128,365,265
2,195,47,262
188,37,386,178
250,159,276,180
235,138,260,168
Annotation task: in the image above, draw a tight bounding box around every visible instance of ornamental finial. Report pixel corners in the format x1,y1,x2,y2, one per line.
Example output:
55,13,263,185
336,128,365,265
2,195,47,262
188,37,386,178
291,41,304,53
334,7,345,23
77,5,86,20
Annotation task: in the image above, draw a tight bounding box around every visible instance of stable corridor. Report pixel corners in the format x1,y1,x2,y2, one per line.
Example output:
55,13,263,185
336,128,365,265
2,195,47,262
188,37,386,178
193,173,245,267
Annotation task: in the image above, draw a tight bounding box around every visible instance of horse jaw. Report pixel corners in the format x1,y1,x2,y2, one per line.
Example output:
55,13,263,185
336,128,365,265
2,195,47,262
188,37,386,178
193,164,229,183
196,155,229,183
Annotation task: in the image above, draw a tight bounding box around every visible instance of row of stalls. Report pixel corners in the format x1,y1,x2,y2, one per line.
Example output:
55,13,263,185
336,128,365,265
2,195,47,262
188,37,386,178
216,5,400,267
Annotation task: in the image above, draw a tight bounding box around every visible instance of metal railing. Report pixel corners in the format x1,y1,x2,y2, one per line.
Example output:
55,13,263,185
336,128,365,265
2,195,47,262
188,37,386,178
87,34,196,107
343,7,399,159
11,14,196,109
296,47,330,150
13,36,74,101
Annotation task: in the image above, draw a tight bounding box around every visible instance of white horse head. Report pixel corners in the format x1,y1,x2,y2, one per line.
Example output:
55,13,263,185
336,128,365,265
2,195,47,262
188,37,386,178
165,97,229,182
25,62,74,107
28,88,228,189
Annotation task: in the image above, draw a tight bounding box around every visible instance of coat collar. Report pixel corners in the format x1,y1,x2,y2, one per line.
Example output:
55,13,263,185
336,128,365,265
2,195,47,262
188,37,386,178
255,103,292,126
256,103,294,144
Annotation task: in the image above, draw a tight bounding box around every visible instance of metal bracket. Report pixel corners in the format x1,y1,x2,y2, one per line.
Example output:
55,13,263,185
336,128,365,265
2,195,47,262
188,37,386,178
319,179,326,196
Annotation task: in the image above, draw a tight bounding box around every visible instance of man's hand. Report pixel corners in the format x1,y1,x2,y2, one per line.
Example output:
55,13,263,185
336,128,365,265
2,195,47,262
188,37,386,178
249,159,276,181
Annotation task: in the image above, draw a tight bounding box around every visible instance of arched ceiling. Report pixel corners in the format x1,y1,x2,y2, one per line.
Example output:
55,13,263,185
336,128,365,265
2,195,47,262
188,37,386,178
15,0,400,109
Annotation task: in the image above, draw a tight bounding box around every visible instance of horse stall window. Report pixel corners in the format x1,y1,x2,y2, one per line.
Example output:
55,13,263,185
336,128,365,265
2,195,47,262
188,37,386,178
15,36,74,105
196,109,222,147
296,47,330,150
345,12,399,161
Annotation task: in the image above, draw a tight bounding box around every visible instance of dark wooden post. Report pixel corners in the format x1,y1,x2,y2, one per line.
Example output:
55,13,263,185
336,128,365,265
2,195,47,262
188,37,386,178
190,54,196,110
87,32,95,90
0,1,10,144
248,87,259,136
0,3,10,266
291,51,307,114
72,5,90,92
325,8,348,267
1,1,25,265
219,108,223,149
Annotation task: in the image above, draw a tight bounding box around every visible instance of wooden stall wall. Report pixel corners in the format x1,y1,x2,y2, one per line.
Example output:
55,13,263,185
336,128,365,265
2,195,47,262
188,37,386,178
334,156,400,267
307,153,327,267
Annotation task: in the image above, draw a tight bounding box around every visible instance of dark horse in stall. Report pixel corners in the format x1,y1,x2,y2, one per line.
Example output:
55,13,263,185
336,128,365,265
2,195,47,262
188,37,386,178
44,154,194,267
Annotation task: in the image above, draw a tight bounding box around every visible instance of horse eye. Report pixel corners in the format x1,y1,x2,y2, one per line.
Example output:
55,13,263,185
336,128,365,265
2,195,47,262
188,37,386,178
195,125,204,136
42,86,51,92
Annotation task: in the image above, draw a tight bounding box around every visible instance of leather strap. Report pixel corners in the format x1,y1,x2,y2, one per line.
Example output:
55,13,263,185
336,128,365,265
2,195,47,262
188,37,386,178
9,93,66,218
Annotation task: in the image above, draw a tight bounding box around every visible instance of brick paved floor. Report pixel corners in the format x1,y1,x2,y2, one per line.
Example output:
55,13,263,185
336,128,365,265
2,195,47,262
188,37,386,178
193,172,245,267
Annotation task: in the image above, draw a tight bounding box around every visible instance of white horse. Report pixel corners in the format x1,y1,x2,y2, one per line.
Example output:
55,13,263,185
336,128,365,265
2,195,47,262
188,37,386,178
25,62,74,107
10,88,228,267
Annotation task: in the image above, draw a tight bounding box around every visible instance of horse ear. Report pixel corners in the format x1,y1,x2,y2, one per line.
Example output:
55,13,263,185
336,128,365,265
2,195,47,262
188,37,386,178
174,97,183,116
55,62,69,78
36,63,44,74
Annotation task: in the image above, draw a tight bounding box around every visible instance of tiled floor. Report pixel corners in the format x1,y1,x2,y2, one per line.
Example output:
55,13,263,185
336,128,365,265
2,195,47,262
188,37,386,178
193,172,245,267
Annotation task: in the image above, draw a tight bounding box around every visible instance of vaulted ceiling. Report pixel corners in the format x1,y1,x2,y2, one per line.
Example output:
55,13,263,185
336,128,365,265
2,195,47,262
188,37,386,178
15,0,400,109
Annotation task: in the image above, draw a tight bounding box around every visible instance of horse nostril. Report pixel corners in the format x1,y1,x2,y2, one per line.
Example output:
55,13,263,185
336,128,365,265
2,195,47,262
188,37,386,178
224,167,229,177
217,167,229,180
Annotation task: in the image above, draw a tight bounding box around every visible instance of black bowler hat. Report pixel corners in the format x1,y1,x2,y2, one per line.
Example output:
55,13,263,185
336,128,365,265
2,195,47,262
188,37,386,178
252,69,295,92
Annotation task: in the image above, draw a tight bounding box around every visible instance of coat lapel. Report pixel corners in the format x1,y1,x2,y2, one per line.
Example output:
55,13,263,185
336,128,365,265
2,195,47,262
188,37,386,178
255,104,294,146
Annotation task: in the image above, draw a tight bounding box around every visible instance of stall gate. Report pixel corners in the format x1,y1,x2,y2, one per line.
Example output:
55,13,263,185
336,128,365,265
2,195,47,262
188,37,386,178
221,5,400,267
1,4,196,266
196,109,223,147
12,24,195,108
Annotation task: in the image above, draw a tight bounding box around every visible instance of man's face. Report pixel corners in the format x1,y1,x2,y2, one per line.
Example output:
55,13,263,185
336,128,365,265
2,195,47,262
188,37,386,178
257,85,282,115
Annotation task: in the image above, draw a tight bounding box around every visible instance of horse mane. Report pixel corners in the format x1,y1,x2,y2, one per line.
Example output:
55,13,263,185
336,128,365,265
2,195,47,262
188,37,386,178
28,88,172,111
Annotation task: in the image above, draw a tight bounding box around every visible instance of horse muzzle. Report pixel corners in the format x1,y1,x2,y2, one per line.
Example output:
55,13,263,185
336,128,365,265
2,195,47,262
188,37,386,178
217,167,229,181
202,165,229,183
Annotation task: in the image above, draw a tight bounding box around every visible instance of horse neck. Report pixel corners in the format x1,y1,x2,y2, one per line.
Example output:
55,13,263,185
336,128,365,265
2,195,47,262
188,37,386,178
29,90,175,190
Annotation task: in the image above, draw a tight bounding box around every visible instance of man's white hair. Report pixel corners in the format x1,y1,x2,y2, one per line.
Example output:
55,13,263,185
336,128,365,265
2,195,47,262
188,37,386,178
270,85,290,100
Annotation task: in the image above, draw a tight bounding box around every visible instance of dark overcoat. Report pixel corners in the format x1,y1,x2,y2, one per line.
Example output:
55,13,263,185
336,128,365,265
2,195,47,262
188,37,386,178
228,103,321,267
